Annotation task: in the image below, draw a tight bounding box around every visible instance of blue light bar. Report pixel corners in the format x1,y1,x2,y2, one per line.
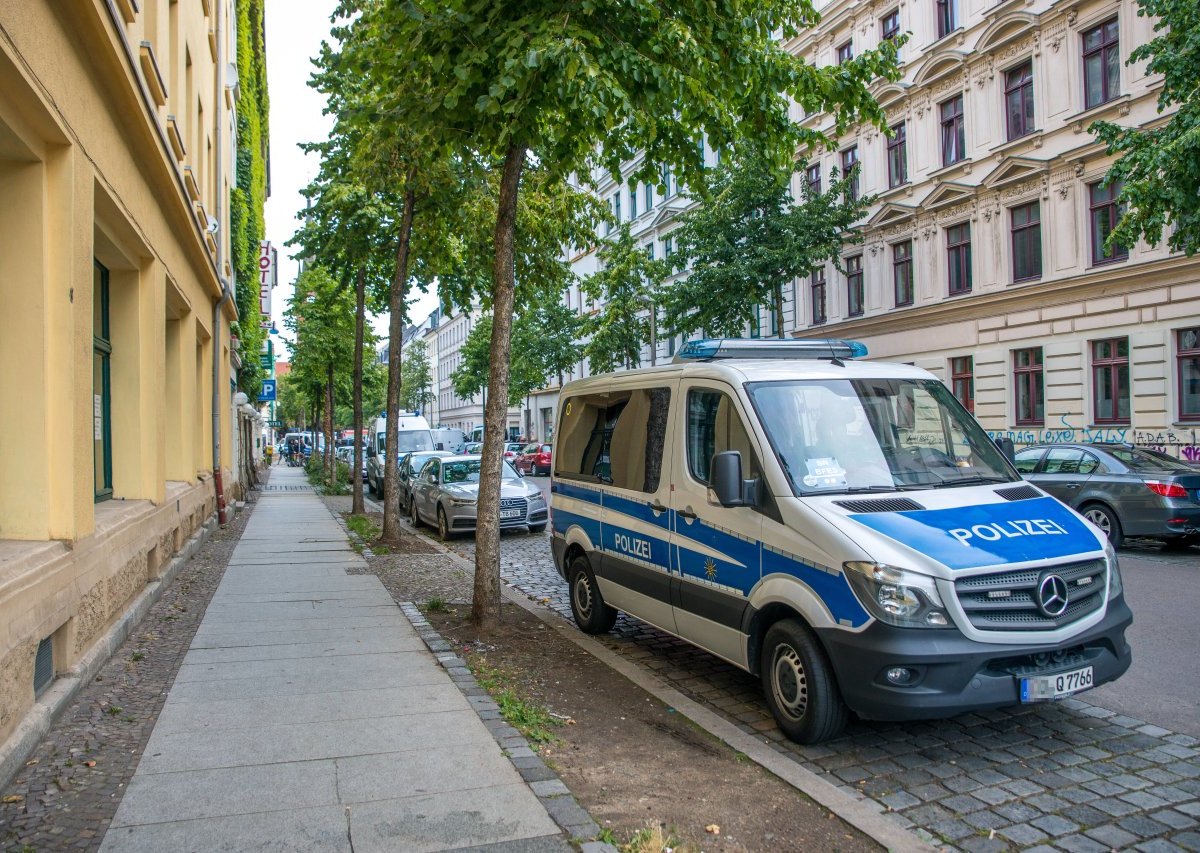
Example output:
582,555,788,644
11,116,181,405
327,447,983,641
672,338,868,363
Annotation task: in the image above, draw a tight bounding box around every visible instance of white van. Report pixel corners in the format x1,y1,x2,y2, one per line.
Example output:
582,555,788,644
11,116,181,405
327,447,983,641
549,339,1132,743
366,413,436,497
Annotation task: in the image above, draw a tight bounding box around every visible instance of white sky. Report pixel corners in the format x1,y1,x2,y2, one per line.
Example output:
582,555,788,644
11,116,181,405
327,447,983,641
262,0,438,358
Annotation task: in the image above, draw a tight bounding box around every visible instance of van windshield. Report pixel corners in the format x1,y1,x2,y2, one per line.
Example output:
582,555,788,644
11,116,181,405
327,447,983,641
378,430,434,454
746,378,1017,495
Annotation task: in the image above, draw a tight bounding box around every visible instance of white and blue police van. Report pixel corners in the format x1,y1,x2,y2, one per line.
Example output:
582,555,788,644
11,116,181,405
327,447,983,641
549,339,1132,743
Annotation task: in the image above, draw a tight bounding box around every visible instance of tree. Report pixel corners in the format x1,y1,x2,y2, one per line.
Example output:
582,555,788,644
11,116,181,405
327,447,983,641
453,303,583,408
400,339,435,414
1090,0,1200,256
662,152,870,338
368,0,901,630
582,224,671,374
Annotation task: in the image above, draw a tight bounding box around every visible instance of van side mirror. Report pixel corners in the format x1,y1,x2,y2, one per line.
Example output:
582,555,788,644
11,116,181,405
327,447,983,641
711,451,758,508
436,442,445,450
993,436,1016,463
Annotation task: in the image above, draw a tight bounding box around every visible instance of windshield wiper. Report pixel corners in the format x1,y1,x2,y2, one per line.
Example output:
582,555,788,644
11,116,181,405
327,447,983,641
928,475,1013,489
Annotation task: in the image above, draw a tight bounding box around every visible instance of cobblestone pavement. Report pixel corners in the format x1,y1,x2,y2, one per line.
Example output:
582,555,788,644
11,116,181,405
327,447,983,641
432,526,1200,853
0,496,257,853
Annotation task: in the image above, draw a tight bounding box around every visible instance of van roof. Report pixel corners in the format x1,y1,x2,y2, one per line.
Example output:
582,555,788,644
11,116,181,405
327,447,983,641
561,356,932,397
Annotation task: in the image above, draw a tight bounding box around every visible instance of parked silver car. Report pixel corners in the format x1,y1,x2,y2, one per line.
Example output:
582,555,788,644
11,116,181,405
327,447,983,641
1015,442,1200,548
334,445,367,483
397,450,453,512
408,455,548,540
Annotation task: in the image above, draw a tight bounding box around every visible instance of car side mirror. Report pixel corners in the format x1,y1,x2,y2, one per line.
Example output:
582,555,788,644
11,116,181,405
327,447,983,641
993,436,1016,463
710,451,758,508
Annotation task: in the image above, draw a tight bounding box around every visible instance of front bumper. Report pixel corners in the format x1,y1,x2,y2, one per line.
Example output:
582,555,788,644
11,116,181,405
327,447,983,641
447,505,549,532
816,596,1133,721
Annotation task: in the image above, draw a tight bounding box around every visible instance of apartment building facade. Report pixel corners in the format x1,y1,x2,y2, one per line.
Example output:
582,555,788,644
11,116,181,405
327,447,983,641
546,0,1198,461
0,0,245,763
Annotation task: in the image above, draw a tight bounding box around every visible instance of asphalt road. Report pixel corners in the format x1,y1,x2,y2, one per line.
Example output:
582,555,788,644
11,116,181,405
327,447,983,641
528,472,1199,736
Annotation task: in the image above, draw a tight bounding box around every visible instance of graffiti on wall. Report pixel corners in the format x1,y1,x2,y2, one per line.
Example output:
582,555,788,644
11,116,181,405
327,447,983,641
986,417,1200,462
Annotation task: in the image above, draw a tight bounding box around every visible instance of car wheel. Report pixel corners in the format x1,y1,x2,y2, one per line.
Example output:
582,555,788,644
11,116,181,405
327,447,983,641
760,619,847,745
529,524,547,534
568,555,617,634
437,506,452,541
1082,503,1124,549
409,498,421,528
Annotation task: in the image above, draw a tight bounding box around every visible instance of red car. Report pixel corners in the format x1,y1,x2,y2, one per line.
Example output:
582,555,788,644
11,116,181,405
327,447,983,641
515,443,553,476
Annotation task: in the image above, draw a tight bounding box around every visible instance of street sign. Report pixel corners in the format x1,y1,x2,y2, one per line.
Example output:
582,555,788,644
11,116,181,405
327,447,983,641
259,352,272,369
258,379,277,402
268,419,284,427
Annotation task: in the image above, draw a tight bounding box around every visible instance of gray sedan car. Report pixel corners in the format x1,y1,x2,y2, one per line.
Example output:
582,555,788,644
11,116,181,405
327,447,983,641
409,455,548,540
1015,443,1200,548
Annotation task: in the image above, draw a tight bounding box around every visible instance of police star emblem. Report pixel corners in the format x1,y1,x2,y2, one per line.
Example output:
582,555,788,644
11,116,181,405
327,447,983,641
704,557,718,581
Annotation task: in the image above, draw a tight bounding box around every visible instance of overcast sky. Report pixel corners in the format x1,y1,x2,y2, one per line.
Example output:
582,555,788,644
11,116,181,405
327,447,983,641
262,0,438,357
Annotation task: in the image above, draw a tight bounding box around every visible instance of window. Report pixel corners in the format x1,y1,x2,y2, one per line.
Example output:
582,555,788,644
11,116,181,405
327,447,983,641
644,182,654,212
887,122,908,188
841,146,860,201
644,242,655,259
881,10,900,41
612,192,621,224
951,356,974,413
1092,337,1130,424
940,95,965,166
811,269,827,325
1042,447,1101,475
93,260,113,501
1014,347,1044,425
687,389,758,484
628,186,638,220
663,235,674,257
936,0,957,39
846,255,864,317
805,163,821,196
1090,181,1128,265
837,41,853,64
1004,61,1035,140
1083,18,1120,109
1013,447,1046,474
1179,328,1200,421
946,222,972,295
892,240,913,306
1010,201,1042,281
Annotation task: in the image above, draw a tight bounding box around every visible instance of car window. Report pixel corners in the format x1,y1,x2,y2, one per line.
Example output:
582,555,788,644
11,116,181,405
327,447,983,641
1013,448,1044,474
541,445,552,453
1079,452,1102,475
1042,448,1085,474
1108,446,1190,472
687,388,758,484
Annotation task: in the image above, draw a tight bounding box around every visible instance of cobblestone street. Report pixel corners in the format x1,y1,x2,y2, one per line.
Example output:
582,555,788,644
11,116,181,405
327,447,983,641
433,523,1200,853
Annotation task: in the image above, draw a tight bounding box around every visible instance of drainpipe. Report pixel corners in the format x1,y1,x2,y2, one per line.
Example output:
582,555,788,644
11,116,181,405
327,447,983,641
211,0,230,525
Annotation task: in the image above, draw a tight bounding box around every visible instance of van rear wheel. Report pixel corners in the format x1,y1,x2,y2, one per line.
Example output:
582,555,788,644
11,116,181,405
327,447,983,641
761,619,847,744
568,556,617,634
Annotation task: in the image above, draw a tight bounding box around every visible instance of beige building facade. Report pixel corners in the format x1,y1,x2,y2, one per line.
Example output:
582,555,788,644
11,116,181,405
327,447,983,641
0,0,242,761
791,0,1200,458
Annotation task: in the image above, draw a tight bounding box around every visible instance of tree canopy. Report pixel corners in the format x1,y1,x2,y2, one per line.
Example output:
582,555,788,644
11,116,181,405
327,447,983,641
582,224,670,374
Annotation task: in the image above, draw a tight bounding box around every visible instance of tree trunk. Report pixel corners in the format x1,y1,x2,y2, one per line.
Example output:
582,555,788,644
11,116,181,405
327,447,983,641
381,179,416,543
313,398,322,474
352,267,366,515
326,363,336,485
472,141,525,633
775,282,785,339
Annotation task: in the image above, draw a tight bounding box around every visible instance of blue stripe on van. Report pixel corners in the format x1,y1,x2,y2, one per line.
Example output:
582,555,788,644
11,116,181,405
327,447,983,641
553,481,603,505
552,508,602,545
761,548,870,627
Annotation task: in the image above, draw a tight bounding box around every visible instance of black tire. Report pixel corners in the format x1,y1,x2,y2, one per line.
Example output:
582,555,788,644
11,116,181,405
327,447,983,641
760,619,847,745
437,506,452,541
529,524,547,534
1082,503,1124,549
409,497,421,528
568,556,617,634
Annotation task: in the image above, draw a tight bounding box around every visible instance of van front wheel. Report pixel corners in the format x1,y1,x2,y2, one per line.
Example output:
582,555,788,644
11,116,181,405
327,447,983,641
761,620,847,744
568,557,617,634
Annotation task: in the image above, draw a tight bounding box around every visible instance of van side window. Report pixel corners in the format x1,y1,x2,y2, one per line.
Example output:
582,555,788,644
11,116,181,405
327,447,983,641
556,392,610,481
687,389,759,484
607,388,672,492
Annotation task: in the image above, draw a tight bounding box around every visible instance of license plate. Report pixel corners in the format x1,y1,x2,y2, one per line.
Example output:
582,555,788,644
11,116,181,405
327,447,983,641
1020,665,1094,702
500,509,521,519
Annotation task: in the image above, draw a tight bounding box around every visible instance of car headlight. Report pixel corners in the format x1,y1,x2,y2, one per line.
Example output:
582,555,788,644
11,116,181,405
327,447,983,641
1105,541,1123,598
449,497,477,507
843,562,953,629
528,493,545,503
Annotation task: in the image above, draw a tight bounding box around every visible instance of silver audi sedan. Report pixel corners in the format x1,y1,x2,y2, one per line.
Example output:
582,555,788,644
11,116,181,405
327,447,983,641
408,455,548,540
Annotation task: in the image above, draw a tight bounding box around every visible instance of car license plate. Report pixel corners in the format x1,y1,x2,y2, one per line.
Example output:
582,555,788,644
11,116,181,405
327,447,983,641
1020,665,1094,702
500,509,521,519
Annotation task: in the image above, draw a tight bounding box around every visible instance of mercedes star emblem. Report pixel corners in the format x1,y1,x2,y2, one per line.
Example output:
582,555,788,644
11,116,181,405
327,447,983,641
1037,573,1069,618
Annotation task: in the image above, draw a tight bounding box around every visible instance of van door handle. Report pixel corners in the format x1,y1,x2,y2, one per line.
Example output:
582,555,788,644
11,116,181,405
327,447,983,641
677,506,698,520
650,500,667,514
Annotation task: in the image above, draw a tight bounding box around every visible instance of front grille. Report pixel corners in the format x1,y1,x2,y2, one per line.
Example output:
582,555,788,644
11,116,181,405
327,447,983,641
835,498,925,513
500,497,528,512
954,559,1107,631
996,484,1041,501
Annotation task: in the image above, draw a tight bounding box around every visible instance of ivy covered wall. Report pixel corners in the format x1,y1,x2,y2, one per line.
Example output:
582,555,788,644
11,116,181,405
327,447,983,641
230,0,269,395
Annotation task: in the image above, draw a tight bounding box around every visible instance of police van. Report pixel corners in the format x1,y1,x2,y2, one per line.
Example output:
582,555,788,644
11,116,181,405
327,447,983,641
549,339,1132,743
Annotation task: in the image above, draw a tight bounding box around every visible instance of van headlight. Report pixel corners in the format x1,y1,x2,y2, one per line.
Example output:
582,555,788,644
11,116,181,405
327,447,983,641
843,562,953,629
1105,541,1123,598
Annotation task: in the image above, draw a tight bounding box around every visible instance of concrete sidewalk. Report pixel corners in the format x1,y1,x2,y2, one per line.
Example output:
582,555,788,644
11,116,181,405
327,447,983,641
101,466,567,852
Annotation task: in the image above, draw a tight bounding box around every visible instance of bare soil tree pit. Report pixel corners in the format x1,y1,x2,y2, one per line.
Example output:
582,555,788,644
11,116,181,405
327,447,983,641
427,602,880,853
